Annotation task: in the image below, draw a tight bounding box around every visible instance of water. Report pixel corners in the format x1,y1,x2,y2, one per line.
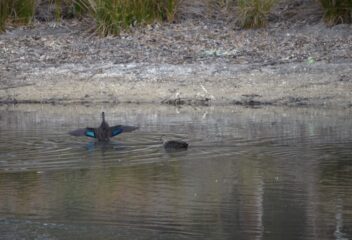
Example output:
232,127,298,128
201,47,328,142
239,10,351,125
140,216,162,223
0,104,351,240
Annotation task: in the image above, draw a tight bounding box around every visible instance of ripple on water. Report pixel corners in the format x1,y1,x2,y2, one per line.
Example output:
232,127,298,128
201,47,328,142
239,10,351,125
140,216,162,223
0,124,251,173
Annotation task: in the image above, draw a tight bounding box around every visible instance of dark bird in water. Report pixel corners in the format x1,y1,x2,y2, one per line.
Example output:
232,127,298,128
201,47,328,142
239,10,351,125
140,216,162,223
69,112,138,142
161,136,189,151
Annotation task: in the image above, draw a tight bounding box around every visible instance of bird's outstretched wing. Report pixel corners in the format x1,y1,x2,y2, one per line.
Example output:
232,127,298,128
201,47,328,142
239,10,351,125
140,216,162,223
69,128,86,136
85,128,96,138
109,125,138,137
69,128,96,138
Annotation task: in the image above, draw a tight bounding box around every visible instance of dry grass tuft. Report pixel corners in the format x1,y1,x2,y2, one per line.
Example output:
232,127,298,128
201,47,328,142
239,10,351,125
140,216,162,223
91,0,181,36
318,0,352,26
236,0,277,28
0,0,36,30
0,0,180,34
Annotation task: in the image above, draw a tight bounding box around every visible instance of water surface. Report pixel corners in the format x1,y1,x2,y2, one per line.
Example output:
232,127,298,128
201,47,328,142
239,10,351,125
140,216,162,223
0,104,351,240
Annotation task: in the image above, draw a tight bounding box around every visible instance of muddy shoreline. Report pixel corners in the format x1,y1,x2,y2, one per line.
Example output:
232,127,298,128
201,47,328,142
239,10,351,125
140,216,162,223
1,62,352,107
1,17,352,107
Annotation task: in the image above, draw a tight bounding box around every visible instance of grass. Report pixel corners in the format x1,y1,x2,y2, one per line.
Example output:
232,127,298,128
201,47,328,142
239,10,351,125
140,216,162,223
92,0,180,36
0,0,36,30
10,0,36,24
1,0,351,34
318,0,352,26
236,0,277,28
0,1,9,31
54,0,92,20
0,0,180,34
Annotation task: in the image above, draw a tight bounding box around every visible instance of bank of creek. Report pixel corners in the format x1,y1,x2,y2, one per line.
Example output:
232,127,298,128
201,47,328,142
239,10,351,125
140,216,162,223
1,0,352,107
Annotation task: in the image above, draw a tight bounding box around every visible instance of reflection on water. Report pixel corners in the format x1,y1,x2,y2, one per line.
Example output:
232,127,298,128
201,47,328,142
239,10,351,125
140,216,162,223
0,104,351,240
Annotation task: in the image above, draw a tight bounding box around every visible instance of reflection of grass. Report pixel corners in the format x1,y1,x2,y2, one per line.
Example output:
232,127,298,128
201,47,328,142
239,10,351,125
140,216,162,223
236,0,277,28
318,0,352,26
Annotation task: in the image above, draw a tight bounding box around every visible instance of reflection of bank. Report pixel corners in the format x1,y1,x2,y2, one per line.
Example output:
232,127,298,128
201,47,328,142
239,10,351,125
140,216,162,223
334,198,348,240
0,171,45,217
312,148,352,240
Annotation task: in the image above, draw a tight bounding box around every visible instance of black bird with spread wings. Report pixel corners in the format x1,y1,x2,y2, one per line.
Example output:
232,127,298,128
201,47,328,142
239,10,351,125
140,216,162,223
69,112,138,142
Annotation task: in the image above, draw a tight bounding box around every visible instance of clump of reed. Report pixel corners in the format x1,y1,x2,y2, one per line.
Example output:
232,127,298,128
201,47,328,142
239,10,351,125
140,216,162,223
0,1,9,31
236,0,277,28
0,0,36,31
318,0,352,26
0,0,180,34
91,0,180,36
